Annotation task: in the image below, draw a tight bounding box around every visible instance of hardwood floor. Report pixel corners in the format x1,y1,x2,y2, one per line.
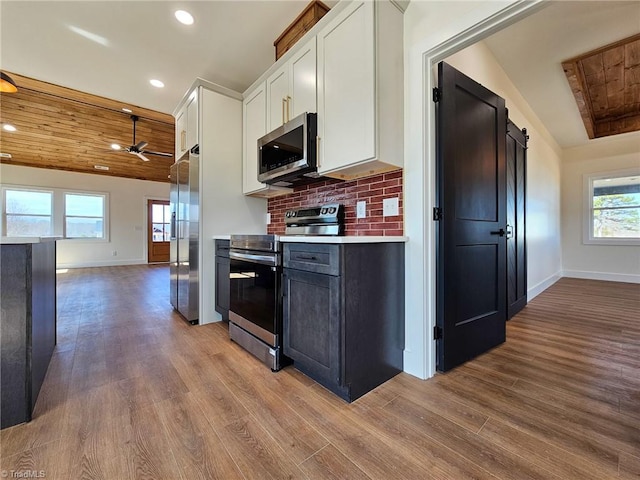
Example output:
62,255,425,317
1,266,639,479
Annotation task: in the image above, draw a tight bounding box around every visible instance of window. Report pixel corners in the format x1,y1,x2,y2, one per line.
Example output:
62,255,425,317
1,185,109,240
64,193,106,239
151,202,171,242
584,170,640,245
3,188,53,237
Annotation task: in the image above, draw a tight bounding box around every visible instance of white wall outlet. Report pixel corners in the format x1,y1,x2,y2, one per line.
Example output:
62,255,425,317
266,213,271,225
383,197,399,217
356,201,366,219
112,250,117,256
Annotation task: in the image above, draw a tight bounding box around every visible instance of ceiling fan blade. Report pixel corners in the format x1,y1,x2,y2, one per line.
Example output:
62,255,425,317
134,141,148,151
142,150,173,158
135,152,151,162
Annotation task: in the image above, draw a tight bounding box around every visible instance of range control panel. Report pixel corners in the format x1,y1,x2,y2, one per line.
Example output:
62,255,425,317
284,203,344,236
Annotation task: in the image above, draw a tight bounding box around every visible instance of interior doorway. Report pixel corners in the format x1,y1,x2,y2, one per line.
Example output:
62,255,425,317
147,199,170,263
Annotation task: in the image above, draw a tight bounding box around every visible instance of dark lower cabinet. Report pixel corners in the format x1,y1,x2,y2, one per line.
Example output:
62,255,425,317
1,240,57,429
215,240,230,322
283,242,404,402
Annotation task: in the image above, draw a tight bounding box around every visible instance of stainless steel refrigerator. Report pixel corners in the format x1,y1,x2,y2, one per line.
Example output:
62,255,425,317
170,145,199,324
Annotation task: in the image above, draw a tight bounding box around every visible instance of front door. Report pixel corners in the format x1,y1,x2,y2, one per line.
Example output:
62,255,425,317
147,199,170,263
435,62,507,372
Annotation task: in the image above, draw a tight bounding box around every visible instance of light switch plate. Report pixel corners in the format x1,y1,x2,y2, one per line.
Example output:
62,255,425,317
266,213,271,225
383,197,399,217
356,201,366,219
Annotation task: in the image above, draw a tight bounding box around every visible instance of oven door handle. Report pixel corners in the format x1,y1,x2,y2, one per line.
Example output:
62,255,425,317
229,250,279,267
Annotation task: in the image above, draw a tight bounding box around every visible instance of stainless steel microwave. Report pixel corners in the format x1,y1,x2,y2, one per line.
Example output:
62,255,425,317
258,112,318,186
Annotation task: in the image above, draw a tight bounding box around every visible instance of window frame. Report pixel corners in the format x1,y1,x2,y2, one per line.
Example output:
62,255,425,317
1,186,55,237
1,184,109,241
583,168,640,246
63,191,109,241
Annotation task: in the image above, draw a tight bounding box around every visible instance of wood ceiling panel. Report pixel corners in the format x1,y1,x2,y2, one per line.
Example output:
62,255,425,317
0,72,174,183
562,33,640,140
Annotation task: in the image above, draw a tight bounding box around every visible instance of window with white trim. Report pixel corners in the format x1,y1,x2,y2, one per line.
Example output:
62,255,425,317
3,188,53,237
64,192,106,239
1,185,109,240
584,170,640,245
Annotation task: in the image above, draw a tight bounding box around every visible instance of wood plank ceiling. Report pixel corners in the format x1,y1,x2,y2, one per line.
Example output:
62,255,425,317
562,33,640,139
0,72,174,183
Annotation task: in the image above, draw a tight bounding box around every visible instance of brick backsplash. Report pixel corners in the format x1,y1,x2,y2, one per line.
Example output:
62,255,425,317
267,169,403,236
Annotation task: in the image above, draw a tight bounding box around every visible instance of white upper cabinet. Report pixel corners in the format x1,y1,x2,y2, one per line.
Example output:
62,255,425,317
243,82,267,194
267,37,317,131
267,67,289,131
316,1,403,180
176,89,198,159
243,82,292,197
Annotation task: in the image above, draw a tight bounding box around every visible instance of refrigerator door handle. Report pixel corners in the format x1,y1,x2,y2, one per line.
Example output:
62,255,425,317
170,211,177,240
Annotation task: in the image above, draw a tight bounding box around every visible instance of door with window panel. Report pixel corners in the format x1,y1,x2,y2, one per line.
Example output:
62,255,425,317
148,199,170,263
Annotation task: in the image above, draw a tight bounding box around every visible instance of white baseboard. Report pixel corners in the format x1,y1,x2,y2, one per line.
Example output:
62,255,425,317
527,271,562,301
562,270,640,284
56,258,147,269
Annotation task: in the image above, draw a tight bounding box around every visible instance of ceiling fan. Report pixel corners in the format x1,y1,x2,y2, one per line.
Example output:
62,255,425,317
118,115,172,162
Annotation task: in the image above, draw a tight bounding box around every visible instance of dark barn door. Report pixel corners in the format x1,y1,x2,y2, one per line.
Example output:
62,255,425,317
506,120,528,319
435,62,507,372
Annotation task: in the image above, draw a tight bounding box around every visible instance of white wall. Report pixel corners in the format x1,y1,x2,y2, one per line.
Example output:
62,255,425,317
561,133,640,283
403,0,545,379
444,41,563,298
198,87,267,325
0,163,169,268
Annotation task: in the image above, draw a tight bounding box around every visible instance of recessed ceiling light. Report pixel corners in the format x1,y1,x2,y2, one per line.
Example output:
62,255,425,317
94,165,110,171
150,79,164,88
111,143,121,150
3,124,17,132
122,108,132,113
175,10,194,25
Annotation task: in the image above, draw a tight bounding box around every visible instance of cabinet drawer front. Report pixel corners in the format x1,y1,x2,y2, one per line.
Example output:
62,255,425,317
284,243,340,275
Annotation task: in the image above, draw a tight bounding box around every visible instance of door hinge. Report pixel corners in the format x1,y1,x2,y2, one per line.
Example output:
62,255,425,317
434,325,442,340
433,207,443,221
432,87,441,103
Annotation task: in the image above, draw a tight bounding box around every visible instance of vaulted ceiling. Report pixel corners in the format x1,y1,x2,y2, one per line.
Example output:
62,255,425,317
0,73,174,183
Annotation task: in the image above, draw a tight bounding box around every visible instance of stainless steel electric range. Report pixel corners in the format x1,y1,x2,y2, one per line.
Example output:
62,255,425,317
228,203,344,370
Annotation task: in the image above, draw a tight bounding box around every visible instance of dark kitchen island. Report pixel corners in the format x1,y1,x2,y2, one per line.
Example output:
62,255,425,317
1,237,57,429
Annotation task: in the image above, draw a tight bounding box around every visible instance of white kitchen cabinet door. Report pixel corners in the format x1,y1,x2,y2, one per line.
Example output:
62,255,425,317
186,91,198,152
289,37,317,119
267,37,317,132
266,66,289,132
175,90,198,159
175,108,186,159
243,83,268,194
317,1,375,174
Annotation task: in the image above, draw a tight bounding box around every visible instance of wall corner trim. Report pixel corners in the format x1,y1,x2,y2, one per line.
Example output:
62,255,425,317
527,271,562,301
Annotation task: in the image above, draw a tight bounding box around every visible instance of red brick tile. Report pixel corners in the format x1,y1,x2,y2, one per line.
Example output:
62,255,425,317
384,229,405,236
384,186,403,195
384,170,403,180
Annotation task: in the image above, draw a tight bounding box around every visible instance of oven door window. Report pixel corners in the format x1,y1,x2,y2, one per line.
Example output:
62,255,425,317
229,257,279,336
